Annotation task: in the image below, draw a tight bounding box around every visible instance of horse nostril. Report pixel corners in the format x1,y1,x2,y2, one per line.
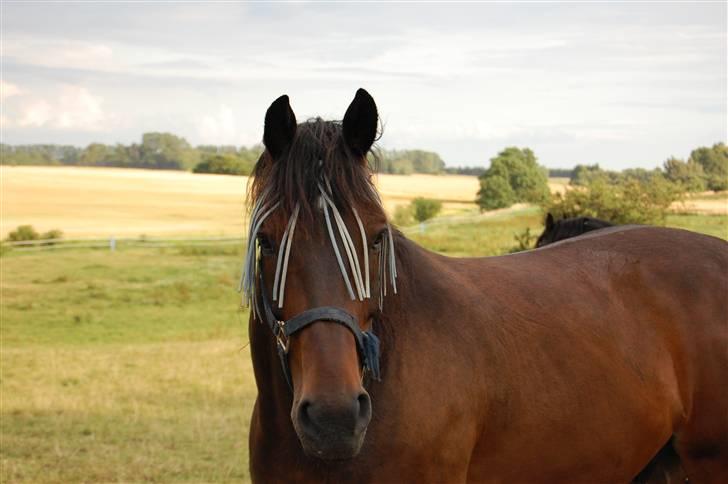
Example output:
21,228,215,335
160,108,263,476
297,399,314,433
355,392,372,430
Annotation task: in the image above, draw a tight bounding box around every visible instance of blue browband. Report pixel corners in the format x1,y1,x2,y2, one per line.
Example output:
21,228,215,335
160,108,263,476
257,266,381,390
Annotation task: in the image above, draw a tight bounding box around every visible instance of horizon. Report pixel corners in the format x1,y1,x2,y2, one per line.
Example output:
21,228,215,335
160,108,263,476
1,2,726,169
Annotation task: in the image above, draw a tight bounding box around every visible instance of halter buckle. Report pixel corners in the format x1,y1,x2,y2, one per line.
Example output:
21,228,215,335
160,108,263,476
275,320,289,353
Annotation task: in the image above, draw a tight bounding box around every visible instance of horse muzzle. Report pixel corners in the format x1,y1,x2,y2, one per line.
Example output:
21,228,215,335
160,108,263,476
292,391,372,460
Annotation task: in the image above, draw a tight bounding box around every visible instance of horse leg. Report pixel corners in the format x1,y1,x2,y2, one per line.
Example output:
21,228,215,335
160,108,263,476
672,344,728,483
632,438,689,484
673,437,728,484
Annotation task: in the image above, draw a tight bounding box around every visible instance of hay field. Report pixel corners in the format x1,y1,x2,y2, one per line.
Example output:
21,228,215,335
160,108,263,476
1,166,249,238
3,166,725,240
1,166,481,238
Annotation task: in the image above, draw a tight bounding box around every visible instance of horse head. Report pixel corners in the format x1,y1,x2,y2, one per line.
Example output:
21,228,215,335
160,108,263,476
242,89,397,460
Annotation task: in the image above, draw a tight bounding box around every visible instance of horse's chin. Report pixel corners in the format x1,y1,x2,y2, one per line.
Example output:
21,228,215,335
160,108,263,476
297,430,367,461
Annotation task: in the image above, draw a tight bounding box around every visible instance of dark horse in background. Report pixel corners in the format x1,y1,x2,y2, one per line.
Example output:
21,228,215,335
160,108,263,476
536,213,613,248
245,89,728,483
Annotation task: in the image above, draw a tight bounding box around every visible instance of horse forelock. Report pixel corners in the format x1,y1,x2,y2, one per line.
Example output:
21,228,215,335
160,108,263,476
248,118,385,230
241,117,398,312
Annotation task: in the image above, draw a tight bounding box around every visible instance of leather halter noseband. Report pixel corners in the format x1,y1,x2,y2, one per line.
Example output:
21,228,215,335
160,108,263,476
256,263,381,390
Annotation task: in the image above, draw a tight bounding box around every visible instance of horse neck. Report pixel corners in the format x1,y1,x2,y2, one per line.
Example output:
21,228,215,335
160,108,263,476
378,235,452,348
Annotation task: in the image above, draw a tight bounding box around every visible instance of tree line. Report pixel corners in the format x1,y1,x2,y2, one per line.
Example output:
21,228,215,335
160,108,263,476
475,142,727,225
0,133,446,176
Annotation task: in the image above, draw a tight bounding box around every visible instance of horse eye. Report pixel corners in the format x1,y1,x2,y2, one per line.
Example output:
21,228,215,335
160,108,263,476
257,234,275,256
370,230,386,252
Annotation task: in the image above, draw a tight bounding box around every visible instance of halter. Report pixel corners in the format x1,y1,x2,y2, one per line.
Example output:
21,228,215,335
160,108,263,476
256,261,381,389
238,171,397,390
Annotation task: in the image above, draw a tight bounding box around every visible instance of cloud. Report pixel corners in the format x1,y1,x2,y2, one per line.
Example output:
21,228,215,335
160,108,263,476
1,80,21,100
197,105,238,145
19,100,52,127
3,37,114,72
17,86,106,130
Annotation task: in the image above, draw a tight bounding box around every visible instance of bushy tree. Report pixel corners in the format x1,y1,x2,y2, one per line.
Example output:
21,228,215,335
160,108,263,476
476,175,515,210
689,143,728,191
663,157,706,193
546,175,681,225
476,147,549,210
411,197,442,222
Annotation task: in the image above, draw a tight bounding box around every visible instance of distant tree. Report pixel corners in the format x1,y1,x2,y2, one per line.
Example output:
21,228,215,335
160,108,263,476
548,168,574,178
411,197,442,223
476,147,549,210
663,157,706,193
571,164,607,185
193,153,254,176
379,149,445,174
140,132,198,170
79,143,112,166
689,142,728,191
444,166,486,176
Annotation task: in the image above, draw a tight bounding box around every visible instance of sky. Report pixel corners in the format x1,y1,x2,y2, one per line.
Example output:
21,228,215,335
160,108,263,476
1,2,726,170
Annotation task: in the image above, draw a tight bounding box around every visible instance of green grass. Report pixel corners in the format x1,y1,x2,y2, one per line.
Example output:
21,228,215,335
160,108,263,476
405,206,544,257
1,248,254,483
2,210,726,483
665,213,728,240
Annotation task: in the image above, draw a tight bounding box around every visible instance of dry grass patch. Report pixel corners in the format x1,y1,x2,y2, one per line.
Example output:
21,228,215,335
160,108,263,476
1,340,254,483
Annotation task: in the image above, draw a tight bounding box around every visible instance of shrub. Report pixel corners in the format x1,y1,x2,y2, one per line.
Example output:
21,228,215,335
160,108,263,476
411,198,442,223
42,229,64,240
5,225,64,245
545,175,681,225
393,205,415,227
6,225,40,242
509,227,537,253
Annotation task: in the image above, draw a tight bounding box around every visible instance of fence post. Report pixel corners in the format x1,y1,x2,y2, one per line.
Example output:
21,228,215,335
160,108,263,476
110,236,116,251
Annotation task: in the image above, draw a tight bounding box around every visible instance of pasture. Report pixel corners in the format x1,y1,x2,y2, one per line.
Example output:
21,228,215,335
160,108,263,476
2,166,727,482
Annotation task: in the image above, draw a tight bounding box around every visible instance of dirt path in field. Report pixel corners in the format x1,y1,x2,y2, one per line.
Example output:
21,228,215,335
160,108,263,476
671,192,728,215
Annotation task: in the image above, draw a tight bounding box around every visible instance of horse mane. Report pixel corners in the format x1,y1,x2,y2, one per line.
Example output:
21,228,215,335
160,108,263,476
538,216,613,247
247,117,384,227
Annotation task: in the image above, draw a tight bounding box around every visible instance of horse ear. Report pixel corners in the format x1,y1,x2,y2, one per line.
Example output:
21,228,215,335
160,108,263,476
264,95,297,160
546,213,554,229
343,88,378,157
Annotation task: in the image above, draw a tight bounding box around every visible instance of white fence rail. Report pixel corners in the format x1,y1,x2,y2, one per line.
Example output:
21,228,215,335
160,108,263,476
3,207,532,252
3,235,247,252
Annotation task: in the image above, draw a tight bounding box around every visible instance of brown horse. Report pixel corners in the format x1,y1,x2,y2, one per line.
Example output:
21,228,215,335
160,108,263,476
244,89,728,483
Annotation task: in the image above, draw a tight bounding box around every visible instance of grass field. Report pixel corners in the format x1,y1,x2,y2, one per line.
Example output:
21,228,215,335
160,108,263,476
2,166,727,482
